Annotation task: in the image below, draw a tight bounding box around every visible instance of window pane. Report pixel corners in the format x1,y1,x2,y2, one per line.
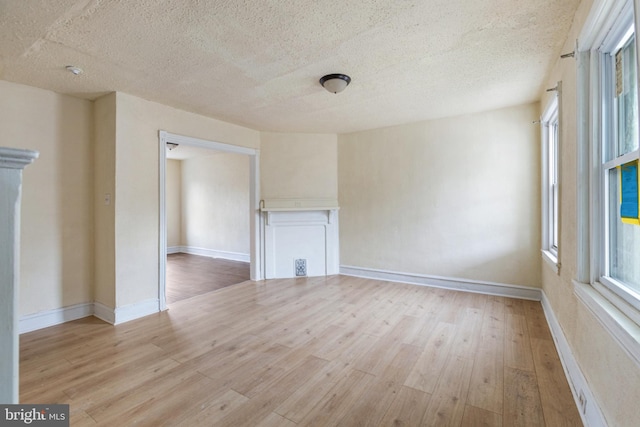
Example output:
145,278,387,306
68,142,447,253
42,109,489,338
547,118,559,253
608,167,640,292
616,35,639,157
552,183,558,249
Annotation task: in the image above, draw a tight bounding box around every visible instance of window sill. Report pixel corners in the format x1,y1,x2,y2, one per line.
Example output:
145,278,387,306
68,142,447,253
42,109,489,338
542,250,559,274
574,280,640,369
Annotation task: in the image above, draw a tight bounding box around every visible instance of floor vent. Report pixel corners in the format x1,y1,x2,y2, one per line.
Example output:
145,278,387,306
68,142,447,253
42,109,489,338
295,259,307,276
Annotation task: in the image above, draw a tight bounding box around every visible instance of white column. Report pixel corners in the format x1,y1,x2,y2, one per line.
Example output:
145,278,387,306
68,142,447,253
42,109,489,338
0,147,38,404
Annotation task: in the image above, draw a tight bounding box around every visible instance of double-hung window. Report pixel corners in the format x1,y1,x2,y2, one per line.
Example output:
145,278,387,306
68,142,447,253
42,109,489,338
541,96,560,272
576,0,640,363
598,9,640,309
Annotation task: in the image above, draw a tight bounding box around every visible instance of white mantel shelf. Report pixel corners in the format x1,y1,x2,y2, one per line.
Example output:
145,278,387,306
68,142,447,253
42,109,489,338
0,147,39,169
261,199,339,226
260,198,340,212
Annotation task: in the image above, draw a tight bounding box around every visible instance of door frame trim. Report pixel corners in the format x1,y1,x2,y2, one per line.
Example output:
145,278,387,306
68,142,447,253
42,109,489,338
158,130,261,311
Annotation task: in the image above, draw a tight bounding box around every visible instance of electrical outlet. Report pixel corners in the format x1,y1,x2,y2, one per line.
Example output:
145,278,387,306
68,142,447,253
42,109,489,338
295,259,307,276
578,390,587,414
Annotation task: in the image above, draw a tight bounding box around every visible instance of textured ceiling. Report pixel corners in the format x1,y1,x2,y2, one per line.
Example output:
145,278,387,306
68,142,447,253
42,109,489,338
1,0,580,133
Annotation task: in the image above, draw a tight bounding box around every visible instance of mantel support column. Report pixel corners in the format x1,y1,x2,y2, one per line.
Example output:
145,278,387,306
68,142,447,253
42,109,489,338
0,147,38,404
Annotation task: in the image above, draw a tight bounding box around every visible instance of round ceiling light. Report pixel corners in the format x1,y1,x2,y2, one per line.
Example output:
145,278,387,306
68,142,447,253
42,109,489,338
319,74,351,94
65,65,83,76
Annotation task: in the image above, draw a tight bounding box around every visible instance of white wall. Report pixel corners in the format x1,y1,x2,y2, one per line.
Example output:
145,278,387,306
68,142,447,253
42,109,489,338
109,92,260,308
339,103,541,288
181,153,250,255
260,132,337,200
0,80,94,316
166,159,182,248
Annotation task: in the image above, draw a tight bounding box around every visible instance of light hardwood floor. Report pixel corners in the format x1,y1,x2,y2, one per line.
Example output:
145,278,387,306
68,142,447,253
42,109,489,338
166,253,250,304
20,275,582,426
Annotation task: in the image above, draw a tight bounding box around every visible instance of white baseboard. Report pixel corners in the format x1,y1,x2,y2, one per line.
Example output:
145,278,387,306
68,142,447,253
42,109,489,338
113,298,159,324
20,299,161,333
93,302,116,325
340,265,542,301
541,292,607,427
170,245,250,263
19,303,94,334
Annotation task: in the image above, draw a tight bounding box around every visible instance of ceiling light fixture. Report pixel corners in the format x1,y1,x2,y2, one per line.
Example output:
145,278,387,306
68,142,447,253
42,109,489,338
319,74,351,94
65,65,83,75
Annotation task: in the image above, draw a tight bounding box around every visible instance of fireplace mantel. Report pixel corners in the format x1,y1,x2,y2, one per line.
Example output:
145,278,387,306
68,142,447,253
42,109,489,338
1,147,38,403
260,199,339,279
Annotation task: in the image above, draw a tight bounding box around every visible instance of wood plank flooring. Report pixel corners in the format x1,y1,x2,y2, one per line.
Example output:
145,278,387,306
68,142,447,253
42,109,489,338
20,275,582,426
166,253,250,304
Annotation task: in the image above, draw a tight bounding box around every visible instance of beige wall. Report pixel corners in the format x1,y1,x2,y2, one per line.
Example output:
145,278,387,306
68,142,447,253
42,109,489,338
260,132,337,200
5,85,261,314
0,80,94,316
166,159,182,248
110,92,260,307
181,153,250,254
339,103,541,288
94,93,117,308
540,0,640,425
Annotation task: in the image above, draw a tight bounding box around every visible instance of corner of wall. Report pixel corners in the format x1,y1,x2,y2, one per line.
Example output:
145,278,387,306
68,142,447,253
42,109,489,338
93,93,117,309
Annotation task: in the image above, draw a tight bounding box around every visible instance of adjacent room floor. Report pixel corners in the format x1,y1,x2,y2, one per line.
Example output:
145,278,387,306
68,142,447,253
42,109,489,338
165,253,250,304
20,275,582,426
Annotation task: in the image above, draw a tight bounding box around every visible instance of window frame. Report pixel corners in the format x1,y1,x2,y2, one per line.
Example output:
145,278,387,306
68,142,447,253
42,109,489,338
575,0,640,368
596,7,640,312
541,95,560,273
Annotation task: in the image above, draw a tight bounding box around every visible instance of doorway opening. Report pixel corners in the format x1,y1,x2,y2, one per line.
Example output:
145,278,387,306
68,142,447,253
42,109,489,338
158,131,261,311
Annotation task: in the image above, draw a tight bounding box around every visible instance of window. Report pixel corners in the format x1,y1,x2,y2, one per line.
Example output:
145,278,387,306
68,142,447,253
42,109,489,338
541,96,560,272
575,0,640,366
599,10,640,310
